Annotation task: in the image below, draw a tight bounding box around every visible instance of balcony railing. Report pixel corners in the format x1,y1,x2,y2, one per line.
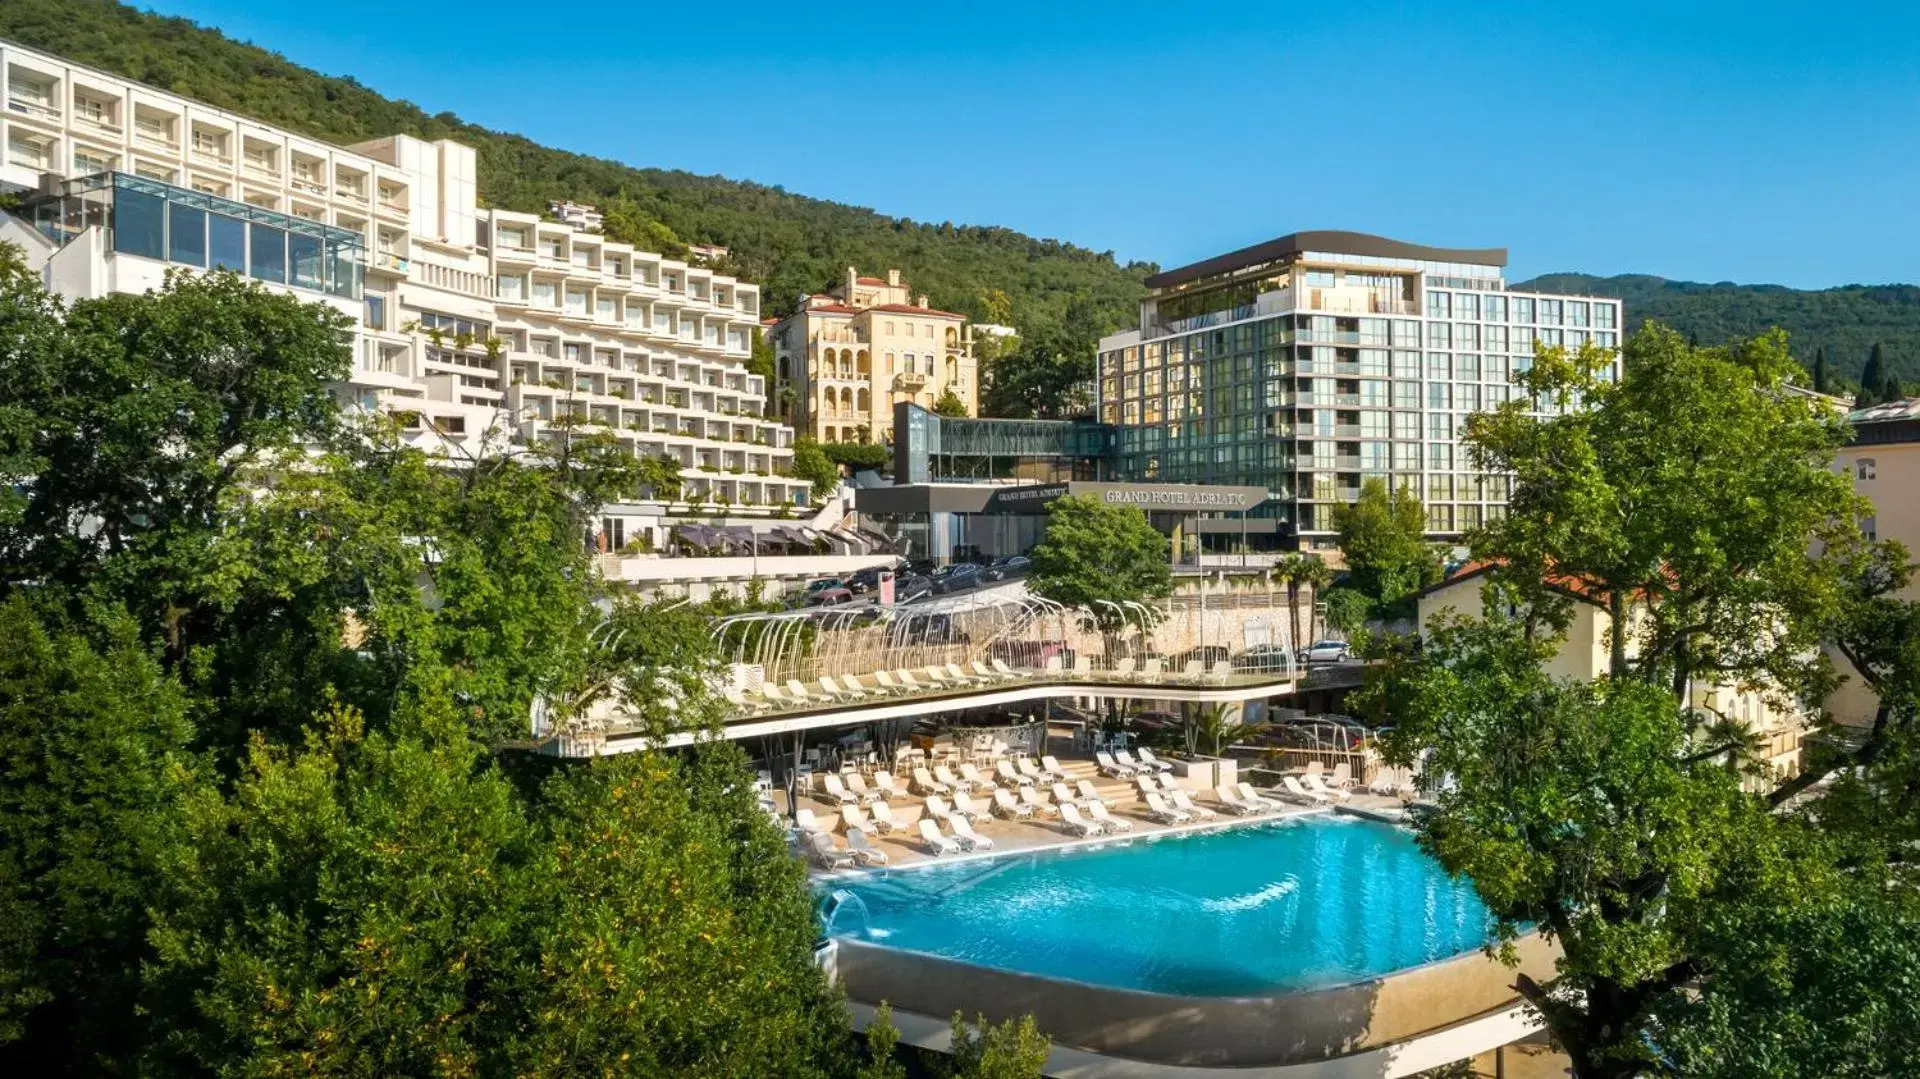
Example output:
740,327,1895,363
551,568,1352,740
7,96,59,121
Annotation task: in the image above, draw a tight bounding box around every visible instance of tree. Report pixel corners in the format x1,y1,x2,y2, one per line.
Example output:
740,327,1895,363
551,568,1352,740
1359,615,1826,1079
932,388,970,417
1026,495,1171,632
1183,703,1262,758
978,288,1013,327
1466,327,1866,701
1321,587,1372,636
1331,478,1439,614
1859,342,1888,407
637,452,685,502
0,598,197,1072
0,265,352,661
747,330,775,389
940,1012,1050,1079
1269,553,1333,647
1362,322,1920,1078
792,436,839,499
1812,346,1831,394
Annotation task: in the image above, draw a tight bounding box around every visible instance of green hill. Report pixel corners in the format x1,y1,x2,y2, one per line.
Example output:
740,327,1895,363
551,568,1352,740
1,0,1152,341
1515,272,1920,386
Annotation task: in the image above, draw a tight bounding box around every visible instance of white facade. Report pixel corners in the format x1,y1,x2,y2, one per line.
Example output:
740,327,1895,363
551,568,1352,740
1,39,809,513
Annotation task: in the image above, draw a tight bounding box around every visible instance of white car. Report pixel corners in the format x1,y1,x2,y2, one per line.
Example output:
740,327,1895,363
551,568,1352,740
1296,640,1351,664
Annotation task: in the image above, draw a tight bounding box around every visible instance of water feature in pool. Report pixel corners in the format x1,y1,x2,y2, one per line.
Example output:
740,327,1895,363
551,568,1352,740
823,816,1496,996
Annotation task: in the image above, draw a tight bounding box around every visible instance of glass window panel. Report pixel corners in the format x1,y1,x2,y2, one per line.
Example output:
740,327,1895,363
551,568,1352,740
248,222,286,283
327,236,362,299
113,185,167,260
167,202,206,267
209,213,246,272
288,231,323,290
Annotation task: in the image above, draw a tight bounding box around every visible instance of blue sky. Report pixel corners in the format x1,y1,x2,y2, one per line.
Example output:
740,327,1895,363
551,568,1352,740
146,0,1920,287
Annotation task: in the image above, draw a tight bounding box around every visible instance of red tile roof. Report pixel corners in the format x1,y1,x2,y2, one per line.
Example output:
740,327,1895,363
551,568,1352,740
856,276,890,285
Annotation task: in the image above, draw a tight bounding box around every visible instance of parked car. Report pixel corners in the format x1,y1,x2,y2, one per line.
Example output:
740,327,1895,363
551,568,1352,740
931,563,984,594
899,558,936,578
1231,644,1295,673
846,567,887,594
893,573,934,601
982,555,1031,582
1296,639,1352,665
803,586,854,607
803,577,845,595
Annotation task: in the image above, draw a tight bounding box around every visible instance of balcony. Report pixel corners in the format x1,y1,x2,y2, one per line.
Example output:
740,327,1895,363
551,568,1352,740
894,371,928,390
6,93,59,124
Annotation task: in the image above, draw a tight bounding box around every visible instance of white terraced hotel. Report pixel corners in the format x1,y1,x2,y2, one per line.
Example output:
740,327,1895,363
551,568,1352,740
0,39,810,514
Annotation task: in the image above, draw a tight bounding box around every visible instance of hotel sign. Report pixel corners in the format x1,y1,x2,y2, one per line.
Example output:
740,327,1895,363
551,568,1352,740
986,482,1269,514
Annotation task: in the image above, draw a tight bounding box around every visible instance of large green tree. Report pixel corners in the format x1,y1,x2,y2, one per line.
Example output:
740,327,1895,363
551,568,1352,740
1331,477,1440,613
1365,324,1920,1078
1026,495,1172,630
1466,327,1866,700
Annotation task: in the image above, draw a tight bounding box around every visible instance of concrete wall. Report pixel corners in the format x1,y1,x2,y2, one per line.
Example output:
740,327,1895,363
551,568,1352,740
834,932,1559,1068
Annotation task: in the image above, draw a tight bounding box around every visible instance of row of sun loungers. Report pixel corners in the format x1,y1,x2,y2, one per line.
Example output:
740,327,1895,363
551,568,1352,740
727,653,1273,716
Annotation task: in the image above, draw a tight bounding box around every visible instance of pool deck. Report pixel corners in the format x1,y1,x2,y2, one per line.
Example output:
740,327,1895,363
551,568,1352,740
788,751,1414,874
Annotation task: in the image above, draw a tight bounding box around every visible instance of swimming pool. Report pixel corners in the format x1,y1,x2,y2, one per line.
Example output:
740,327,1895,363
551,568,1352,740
822,816,1495,996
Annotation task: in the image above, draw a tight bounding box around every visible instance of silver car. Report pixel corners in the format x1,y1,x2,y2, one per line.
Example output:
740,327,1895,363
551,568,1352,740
1296,640,1351,664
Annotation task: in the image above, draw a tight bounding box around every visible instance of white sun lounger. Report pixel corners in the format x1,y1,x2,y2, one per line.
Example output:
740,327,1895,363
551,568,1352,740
873,670,906,693
949,815,995,851
1019,785,1059,817
844,772,884,804
1096,751,1136,779
1305,773,1351,802
1215,785,1259,815
1282,776,1331,805
808,831,855,869
924,665,955,686
1039,755,1069,782
1170,789,1217,821
992,788,1034,819
1144,791,1191,824
839,804,873,834
1058,801,1101,837
995,760,1033,788
845,826,889,866
935,763,972,792
1087,800,1134,832
1074,779,1109,808
895,669,928,692
1017,758,1048,785
872,770,905,800
918,817,960,855
1135,748,1176,774
1239,782,1286,812
912,767,950,795
793,807,829,834
1052,782,1084,811
785,679,814,703
971,660,1006,682
820,773,859,807
868,801,902,834
958,762,996,791
952,790,990,821
991,658,1031,679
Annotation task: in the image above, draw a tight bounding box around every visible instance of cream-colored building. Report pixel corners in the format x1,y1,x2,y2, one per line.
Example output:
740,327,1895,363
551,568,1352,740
766,267,977,444
1418,564,1808,783
1826,397,1920,727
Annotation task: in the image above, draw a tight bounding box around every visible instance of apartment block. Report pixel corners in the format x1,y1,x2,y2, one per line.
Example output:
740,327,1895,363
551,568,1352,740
766,267,978,444
0,39,808,513
1096,231,1623,543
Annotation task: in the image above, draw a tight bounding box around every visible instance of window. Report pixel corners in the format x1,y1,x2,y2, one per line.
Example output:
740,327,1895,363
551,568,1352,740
288,231,323,290
532,281,557,308
1484,296,1507,322
498,275,525,302
1857,458,1877,480
1595,303,1617,330
209,213,246,272
1428,382,1452,408
247,221,286,283
167,201,206,266
364,294,386,331
1539,299,1563,326
1426,291,1451,318
1428,322,1451,349
1456,293,1480,321
112,184,168,261
565,289,588,315
1864,514,1878,542
1513,297,1535,324
73,146,115,174
1425,353,1451,380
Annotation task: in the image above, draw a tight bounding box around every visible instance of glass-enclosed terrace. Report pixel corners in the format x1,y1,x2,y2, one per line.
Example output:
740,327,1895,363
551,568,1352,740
21,171,364,300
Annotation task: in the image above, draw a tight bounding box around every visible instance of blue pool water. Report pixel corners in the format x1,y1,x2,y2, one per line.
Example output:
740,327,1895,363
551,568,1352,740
823,817,1495,996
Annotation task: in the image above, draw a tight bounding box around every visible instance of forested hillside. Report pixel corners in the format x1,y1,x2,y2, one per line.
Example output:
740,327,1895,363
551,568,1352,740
1517,272,1920,386
0,0,1152,341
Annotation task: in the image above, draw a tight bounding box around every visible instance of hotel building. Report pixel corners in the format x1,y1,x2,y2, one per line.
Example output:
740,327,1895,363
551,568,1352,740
1096,231,1623,544
766,267,978,445
0,39,810,515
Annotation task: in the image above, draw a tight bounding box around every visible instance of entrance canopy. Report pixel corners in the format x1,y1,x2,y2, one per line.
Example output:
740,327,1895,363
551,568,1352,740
857,480,1270,517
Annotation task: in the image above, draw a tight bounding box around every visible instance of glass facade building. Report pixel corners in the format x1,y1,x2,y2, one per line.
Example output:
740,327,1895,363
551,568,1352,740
1096,231,1621,542
22,171,364,300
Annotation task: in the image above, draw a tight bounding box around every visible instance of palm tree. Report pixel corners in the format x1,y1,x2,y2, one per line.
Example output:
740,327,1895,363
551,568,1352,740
1294,555,1332,644
1184,703,1264,758
1270,554,1333,649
